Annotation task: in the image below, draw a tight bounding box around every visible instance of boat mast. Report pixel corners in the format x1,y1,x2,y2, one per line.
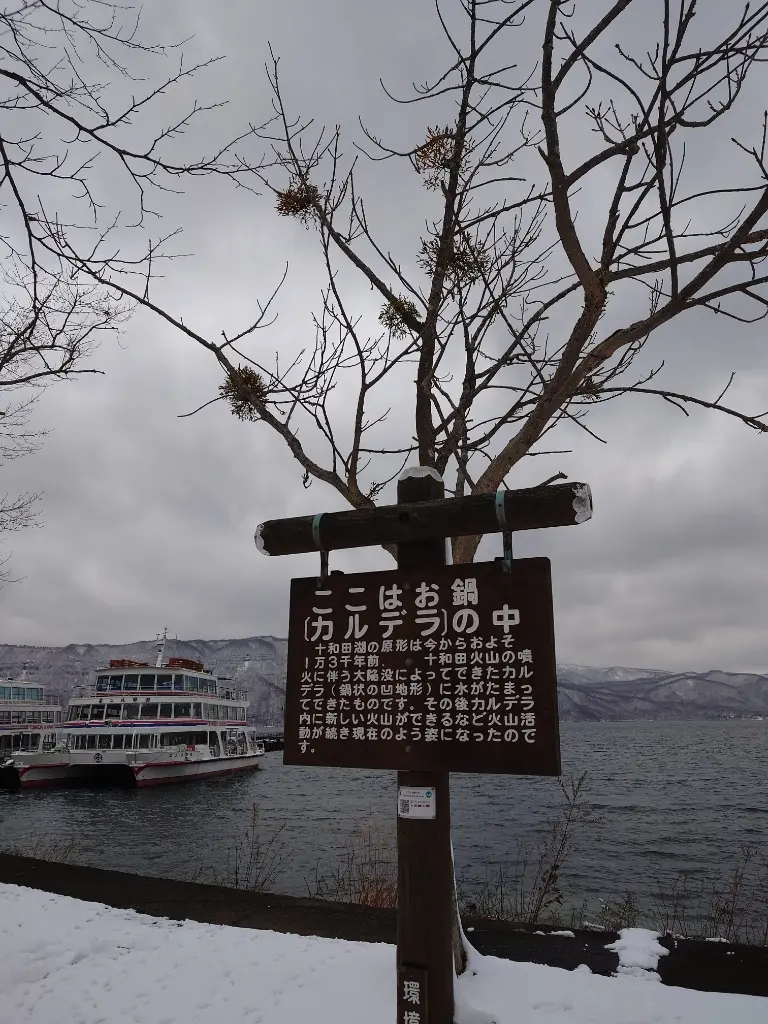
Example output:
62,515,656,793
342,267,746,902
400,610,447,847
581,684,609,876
155,627,169,668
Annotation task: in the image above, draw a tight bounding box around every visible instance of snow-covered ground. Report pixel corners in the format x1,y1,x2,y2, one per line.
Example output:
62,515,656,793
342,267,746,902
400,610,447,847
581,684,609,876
1,883,764,1024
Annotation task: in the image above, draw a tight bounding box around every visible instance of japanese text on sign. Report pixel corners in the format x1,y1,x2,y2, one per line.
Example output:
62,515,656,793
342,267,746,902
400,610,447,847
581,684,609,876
284,559,560,775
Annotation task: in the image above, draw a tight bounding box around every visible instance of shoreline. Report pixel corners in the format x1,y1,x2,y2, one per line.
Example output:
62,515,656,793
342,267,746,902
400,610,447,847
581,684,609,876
0,853,765,997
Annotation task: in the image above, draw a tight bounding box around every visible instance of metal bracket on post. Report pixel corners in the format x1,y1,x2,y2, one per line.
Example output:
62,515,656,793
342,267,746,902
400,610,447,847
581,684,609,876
311,513,329,585
495,489,513,572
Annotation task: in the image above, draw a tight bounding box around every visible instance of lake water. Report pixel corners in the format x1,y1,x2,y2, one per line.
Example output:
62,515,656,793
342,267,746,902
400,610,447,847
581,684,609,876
1,721,766,917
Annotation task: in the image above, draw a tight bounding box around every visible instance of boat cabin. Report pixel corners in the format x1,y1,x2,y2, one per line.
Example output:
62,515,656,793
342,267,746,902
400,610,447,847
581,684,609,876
0,680,62,755
62,657,261,757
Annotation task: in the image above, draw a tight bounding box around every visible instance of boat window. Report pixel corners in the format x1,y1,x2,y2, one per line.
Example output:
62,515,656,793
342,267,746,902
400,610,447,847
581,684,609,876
138,734,153,749
27,710,41,723
140,703,158,718
12,711,26,723
66,705,75,719
108,675,123,691
42,711,56,723
112,735,124,749
191,703,202,719
0,711,10,725
105,704,121,719
96,675,109,687
156,674,172,690
139,674,155,691
159,703,173,719
208,731,220,752
98,735,112,749
174,703,191,718
124,674,139,690
122,703,139,719
123,735,134,749
85,735,97,750
173,675,185,691
160,731,196,746
90,705,105,721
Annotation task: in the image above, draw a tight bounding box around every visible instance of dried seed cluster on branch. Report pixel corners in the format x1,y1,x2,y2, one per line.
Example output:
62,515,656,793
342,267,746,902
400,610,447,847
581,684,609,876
414,126,457,189
276,182,321,225
379,297,421,338
418,237,492,287
219,366,271,422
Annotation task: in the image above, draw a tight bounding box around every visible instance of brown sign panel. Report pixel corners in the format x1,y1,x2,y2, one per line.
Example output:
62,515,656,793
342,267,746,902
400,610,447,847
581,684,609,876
398,965,427,1024
283,558,560,775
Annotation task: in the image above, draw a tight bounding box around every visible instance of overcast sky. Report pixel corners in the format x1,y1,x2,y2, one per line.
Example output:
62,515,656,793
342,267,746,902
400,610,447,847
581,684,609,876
1,1,766,674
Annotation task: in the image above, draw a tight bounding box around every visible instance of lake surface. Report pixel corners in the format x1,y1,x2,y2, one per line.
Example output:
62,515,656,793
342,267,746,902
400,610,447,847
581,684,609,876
1,721,766,917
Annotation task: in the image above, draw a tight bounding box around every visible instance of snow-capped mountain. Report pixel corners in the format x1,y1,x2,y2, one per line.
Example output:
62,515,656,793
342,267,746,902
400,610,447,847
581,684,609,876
0,636,287,726
0,641,765,724
557,664,768,721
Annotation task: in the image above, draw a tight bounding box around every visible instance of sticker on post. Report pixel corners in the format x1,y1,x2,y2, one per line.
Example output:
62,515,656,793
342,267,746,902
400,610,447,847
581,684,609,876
398,786,436,819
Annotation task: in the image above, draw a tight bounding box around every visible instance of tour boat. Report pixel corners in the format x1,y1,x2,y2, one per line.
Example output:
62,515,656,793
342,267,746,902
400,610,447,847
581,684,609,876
0,633,265,790
0,677,64,786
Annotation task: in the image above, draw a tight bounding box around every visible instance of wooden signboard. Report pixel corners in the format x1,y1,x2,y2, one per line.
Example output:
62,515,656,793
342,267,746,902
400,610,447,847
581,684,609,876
284,557,560,775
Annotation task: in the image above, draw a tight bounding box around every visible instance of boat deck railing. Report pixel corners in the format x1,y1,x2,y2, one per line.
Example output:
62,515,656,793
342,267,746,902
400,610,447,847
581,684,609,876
0,697,61,707
70,685,249,701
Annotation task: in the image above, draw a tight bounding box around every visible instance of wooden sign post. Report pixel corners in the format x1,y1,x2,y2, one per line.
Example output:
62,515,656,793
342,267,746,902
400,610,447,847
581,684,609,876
395,469,454,1024
256,474,592,1024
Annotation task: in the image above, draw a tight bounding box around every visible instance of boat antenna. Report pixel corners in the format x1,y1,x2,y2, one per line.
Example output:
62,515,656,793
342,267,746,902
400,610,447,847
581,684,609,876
155,627,168,668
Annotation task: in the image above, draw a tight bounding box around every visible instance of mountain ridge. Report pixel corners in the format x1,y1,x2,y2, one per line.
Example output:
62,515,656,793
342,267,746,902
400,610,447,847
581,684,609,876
1,638,765,724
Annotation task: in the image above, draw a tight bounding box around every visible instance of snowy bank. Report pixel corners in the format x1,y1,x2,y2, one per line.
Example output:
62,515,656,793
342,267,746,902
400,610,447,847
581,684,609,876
1,883,765,1024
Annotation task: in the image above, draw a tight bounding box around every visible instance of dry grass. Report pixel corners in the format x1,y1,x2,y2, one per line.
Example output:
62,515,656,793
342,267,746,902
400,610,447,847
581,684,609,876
186,803,288,893
307,823,398,909
458,773,599,927
1,836,89,865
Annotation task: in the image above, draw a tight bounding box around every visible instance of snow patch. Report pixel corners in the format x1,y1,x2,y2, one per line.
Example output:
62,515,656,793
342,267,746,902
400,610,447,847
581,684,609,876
398,465,442,482
572,482,593,524
1,885,764,1024
253,522,270,554
606,928,668,980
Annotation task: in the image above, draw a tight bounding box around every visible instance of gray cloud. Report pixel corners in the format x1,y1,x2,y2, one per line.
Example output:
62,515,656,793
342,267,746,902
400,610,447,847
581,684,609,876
1,1,766,676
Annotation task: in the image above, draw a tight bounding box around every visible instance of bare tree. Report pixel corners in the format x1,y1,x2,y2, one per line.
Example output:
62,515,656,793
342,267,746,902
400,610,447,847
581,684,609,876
56,0,768,970
0,0,260,570
73,0,768,561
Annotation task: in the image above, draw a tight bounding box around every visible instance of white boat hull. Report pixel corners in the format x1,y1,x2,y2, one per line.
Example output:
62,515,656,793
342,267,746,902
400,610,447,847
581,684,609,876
131,752,263,787
1,758,73,790
2,751,264,790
